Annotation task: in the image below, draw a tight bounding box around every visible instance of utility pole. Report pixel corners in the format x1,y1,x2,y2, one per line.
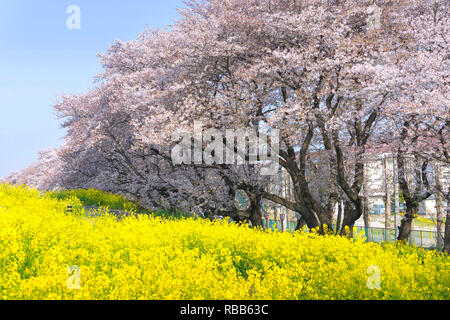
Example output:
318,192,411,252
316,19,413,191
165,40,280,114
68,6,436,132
433,161,444,249
383,154,392,241
362,160,370,241
393,155,400,240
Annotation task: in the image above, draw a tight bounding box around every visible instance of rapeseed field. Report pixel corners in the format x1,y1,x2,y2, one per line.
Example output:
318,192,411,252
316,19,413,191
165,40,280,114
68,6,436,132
0,184,448,300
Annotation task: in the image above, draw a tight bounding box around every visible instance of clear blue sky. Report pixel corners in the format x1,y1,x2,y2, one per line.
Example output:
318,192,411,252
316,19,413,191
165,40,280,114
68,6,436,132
0,0,184,177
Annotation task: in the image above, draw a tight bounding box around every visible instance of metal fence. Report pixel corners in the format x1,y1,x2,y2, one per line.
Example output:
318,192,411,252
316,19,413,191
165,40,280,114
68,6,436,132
262,219,444,250
78,205,444,250
354,226,443,250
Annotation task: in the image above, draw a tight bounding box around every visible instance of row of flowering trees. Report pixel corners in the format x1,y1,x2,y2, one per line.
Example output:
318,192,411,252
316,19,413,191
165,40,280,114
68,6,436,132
4,0,449,252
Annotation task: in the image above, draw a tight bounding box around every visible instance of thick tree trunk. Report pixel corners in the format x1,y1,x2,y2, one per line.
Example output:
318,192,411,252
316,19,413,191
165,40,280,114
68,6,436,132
398,205,418,242
444,200,450,254
314,99,378,239
396,122,432,244
286,122,333,233
221,208,240,221
295,214,307,231
248,193,263,228
335,200,343,235
262,188,321,230
262,121,335,234
233,216,249,225
340,201,360,237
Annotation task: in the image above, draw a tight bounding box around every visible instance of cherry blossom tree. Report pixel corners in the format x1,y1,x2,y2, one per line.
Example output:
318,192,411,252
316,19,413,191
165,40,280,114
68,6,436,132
379,0,449,248
1,149,63,190
102,0,417,235
5,0,448,244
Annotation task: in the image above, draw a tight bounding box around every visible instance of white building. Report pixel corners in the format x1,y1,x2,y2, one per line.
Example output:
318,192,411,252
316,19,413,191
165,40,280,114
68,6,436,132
364,153,449,217
264,153,449,226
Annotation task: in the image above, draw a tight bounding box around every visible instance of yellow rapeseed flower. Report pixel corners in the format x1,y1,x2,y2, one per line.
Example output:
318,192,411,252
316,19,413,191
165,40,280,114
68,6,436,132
0,184,448,300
